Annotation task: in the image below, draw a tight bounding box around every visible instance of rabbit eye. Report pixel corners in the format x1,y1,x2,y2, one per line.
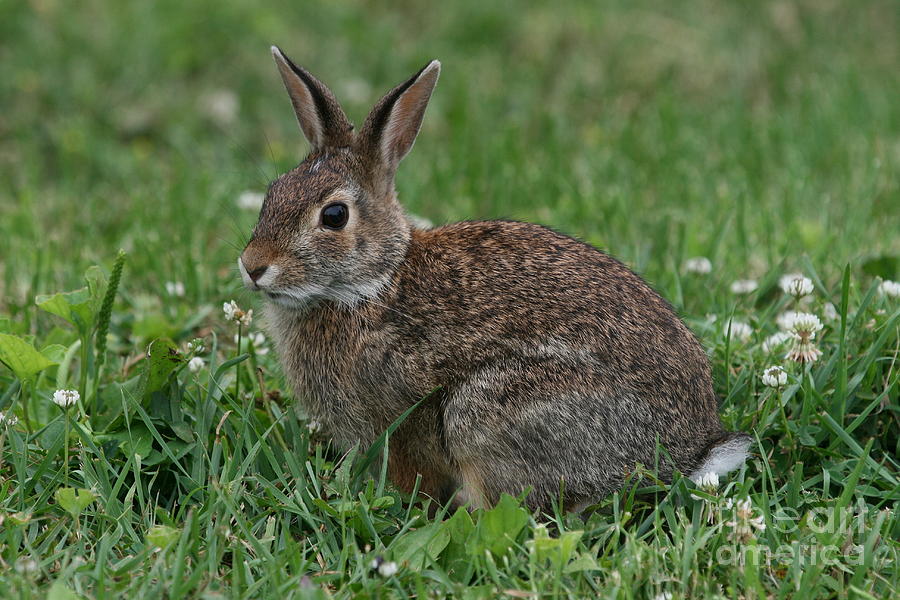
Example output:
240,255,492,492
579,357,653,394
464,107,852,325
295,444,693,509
321,203,349,230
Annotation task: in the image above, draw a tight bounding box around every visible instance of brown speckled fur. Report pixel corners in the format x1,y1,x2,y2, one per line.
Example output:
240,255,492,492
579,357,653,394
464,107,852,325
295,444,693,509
241,49,749,512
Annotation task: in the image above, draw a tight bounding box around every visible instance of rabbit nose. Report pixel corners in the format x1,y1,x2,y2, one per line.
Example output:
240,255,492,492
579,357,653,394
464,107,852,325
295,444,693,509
248,265,268,282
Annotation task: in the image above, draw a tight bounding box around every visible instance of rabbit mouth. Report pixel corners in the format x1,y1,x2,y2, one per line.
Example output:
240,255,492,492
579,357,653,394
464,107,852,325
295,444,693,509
264,285,330,310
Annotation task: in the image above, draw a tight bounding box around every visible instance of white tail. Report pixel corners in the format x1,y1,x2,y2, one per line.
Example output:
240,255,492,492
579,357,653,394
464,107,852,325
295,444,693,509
689,433,752,482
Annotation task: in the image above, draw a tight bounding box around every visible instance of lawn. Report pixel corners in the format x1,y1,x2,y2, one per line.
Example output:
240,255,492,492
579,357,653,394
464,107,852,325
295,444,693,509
1,0,898,598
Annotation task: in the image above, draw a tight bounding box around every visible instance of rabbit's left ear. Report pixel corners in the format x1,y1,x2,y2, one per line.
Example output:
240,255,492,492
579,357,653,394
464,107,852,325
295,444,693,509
358,60,441,173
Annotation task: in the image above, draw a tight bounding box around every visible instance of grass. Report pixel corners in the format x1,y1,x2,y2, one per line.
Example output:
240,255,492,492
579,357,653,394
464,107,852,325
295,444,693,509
1,0,899,597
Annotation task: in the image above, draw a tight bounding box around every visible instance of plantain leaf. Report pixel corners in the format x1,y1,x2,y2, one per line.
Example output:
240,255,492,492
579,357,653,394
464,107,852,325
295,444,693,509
41,343,68,364
36,288,94,334
0,333,57,382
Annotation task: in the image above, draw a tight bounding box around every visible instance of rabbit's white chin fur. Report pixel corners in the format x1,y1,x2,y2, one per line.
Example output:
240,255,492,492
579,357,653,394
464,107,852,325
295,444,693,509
266,274,391,311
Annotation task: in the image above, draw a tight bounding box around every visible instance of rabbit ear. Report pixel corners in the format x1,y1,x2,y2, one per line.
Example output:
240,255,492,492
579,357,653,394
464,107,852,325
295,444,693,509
358,60,441,172
271,46,354,151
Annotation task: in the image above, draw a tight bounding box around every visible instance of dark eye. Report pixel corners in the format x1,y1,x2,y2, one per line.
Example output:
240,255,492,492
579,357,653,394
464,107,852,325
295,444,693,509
321,203,349,230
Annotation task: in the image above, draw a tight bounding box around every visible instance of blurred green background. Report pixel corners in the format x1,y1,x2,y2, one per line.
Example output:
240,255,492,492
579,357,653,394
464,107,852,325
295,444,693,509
1,0,898,315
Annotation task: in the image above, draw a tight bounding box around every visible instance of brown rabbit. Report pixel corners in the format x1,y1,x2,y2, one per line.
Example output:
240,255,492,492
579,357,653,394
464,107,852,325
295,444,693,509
239,47,751,512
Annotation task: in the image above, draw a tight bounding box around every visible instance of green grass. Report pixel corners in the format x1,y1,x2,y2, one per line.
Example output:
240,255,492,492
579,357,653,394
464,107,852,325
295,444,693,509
1,0,899,597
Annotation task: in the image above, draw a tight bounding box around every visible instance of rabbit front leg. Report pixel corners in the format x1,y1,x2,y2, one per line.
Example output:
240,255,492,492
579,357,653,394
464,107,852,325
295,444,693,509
384,395,460,507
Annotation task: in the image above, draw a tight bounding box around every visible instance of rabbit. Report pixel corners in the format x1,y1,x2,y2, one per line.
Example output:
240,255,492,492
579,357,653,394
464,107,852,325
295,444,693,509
238,46,752,513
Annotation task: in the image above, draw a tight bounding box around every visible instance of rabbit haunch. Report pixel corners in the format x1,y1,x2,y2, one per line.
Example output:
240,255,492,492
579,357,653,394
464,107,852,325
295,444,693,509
239,47,750,511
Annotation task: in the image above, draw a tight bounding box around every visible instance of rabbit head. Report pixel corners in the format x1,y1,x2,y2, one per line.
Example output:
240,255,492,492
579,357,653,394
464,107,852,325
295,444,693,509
239,47,440,309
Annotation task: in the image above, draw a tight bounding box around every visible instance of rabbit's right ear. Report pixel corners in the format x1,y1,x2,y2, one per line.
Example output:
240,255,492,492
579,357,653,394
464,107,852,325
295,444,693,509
271,46,354,151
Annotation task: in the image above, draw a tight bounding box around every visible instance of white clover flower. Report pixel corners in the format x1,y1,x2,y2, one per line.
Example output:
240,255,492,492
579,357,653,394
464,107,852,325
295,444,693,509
407,213,434,230
783,313,824,363
779,273,814,298
14,557,38,575
879,280,900,298
165,281,185,297
823,302,839,321
684,257,712,275
223,300,237,321
695,471,719,490
788,312,823,338
377,561,398,577
776,311,800,330
223,300,253,327
306,420,322,435
188,356,205,373
777,311,822,335
725,498,766,542
761,365,787,387
725,320,752,342
762,331,793,353
340,77,372,104
237,191,265,211
235,331,269,356
188,338,206,353
201,89,239,126
730,279,758,295
52,389,80,409
0,412,19,427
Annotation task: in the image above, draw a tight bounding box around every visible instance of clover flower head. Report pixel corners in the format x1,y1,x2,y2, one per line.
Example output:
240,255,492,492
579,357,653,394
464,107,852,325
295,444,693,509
0,412,19,427
730,279,758,295
223,300,253,327
822,302,839,321
378,561,398,577
725,497,766,542
188,356,205,373
202,89,239,126
778,311,823,337
879,280,900,299
725,320,752,342
235,331,269,355
761,365,787,387
684,257,712,275
369,556,398,578
776,311,800,330
52,389,80,409
237,191,264,211
14,557,38,575
788,312,823,340
762,331,793,353
780,273,814,298
695,471,719,490
165,281,185,297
